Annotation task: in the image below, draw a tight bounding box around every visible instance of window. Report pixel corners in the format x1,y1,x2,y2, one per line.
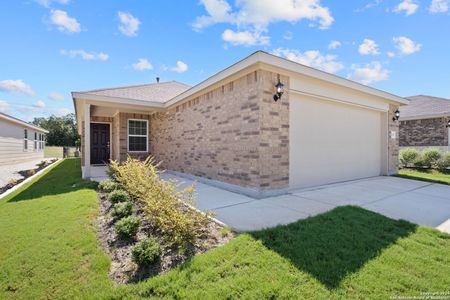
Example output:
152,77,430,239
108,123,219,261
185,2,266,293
24,129,28,150
128,119,148,152
34,132,37,150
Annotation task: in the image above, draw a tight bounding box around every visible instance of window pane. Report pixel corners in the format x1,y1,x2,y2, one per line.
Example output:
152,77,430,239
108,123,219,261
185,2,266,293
128,120,147,136
34,132,37,140
24,129,28,139
129,136,146,152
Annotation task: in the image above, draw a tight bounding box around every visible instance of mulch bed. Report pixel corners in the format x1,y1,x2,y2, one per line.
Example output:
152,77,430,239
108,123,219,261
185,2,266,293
0,159,58,195
96,190,234,284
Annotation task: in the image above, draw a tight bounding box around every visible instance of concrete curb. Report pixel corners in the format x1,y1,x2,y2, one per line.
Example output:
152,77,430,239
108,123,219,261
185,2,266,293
0,159,61,200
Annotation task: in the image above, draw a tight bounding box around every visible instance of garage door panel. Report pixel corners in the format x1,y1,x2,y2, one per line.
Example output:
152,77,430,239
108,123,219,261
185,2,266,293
289,95,382,189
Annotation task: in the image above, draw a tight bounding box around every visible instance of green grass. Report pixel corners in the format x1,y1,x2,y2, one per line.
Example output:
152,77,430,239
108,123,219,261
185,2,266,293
397,169,450,185
1,159,449,299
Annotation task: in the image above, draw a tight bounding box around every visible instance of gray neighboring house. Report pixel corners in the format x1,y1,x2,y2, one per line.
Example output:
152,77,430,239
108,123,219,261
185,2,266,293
399,95,450,151
0,112,48,165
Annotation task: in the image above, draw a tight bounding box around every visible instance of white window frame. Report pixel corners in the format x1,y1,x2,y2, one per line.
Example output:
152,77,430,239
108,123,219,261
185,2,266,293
127,119,148,153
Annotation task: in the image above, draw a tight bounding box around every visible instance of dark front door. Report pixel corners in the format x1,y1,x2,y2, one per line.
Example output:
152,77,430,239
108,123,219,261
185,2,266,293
90,123,110,165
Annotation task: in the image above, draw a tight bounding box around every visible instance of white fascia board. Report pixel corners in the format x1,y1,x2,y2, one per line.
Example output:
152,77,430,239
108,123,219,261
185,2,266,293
0,113,49,133
400,113,450,121
72,92,165,109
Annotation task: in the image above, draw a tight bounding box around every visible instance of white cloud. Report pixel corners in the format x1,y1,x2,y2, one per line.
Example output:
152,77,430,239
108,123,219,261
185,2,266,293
48,92,65,101
348,62,389,85
0,79,35,96
328,40,341,49
393,36,421,55
393,0,419,15
355,0,383,12
34,100,46,109
0,100,10,113
35,0,69,7
193,0,333,45
118,11,140,37
429,0,449,13
49,9,80,33
132,58,153,71
272,48,344,74
222,29,270,46
60,49,109,61
387,51,396,58
358,39,380,55
170,61,189,73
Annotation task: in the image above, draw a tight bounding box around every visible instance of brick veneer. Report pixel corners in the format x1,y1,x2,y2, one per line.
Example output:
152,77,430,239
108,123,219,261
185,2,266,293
388,104,400,174
150,70,289,190
400,117,449,147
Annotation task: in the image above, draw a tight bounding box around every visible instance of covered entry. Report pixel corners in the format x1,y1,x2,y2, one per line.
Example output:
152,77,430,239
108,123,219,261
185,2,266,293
289,94,387,189
90,123,110,165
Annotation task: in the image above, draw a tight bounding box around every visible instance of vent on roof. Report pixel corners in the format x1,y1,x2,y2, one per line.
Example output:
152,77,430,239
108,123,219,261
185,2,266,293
156,77,160,83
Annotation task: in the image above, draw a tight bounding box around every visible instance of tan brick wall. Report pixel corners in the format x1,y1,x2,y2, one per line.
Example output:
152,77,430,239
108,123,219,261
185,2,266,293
150,70,290,190
388,104,400,174
400,117,449,147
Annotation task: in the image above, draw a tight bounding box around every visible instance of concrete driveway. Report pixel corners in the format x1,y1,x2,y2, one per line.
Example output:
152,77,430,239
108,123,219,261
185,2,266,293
160,174,450,233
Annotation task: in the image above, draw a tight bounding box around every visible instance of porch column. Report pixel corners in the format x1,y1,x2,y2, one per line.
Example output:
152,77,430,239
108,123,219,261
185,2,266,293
83,103,91,179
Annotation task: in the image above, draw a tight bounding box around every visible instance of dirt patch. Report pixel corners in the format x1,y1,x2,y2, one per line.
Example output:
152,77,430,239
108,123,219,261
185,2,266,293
96,191,234,284
0,159,58,195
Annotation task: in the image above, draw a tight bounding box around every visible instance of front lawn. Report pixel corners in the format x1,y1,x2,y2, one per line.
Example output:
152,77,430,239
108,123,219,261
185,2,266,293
1,158,449,299
397,169,450,185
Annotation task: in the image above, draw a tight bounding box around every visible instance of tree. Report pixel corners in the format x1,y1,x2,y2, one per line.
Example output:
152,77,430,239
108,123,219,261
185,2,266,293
32,113,79,146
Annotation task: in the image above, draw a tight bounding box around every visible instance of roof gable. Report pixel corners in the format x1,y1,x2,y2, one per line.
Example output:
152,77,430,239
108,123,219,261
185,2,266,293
400,95,450,120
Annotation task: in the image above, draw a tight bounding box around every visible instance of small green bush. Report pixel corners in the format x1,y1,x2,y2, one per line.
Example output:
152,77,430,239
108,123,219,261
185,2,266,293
399,148,419,167
115,215,141,238
422,148,442,168
98,179,117,193
437,152,450,170
131,237,162,266
108,189,129,204
111,202,133,220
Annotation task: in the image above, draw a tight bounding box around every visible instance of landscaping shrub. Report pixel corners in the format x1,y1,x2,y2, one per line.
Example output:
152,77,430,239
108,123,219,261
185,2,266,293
437,152,450,170
108,189,129,204
109,157,211,247
111,202,133,220
131,237,162,266
98,179,118,193
115,215,141,238
421,148,442,168
399,148,419,167
25,169,36,177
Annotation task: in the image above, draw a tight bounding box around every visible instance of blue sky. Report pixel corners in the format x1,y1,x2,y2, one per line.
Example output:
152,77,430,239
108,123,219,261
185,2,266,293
0,0,449,121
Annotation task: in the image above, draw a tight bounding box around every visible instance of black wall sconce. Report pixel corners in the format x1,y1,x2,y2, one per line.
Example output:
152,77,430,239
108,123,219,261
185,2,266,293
446,120,450,128
273,75,285,102
392,109,400,121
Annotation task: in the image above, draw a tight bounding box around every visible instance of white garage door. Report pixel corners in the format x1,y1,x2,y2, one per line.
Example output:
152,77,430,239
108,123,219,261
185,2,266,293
289,95,383,189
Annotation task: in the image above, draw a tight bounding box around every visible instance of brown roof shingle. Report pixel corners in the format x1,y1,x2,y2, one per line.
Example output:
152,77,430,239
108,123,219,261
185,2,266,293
78,81,191,103
400,95,450,119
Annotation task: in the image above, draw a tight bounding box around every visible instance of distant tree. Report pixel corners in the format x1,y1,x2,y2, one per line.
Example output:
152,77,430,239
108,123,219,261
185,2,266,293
32,113,79,146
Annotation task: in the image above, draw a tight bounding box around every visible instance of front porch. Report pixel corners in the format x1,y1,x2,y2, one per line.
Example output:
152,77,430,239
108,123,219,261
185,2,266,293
75,100,161,180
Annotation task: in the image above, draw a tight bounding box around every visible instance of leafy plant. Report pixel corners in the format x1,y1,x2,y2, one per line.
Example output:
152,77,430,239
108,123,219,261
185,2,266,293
107,189,129,204
421,148,442,168
111,202,133,220
399,148,419,167
115,215,141,238
25,169,36,177
131,237,162,266
437,152,450,170
98,179,118,193
109,157,212,247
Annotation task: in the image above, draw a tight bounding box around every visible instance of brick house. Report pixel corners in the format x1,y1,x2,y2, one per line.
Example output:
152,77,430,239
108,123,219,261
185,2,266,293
399,95,450,151
72,51,408,198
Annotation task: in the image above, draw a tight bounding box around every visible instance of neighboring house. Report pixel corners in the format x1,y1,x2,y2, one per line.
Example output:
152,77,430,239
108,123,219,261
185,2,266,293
72,51,407,198
399,95,450,151
0,112,48,165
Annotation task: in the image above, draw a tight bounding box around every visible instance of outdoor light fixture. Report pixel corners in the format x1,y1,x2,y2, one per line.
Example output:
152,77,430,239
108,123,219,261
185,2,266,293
446,119,450,128
392,109,400,121
273,75,285,102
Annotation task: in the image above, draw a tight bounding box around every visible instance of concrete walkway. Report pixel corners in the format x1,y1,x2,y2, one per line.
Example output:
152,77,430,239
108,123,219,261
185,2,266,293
0,158,55,188
160,173,450,233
